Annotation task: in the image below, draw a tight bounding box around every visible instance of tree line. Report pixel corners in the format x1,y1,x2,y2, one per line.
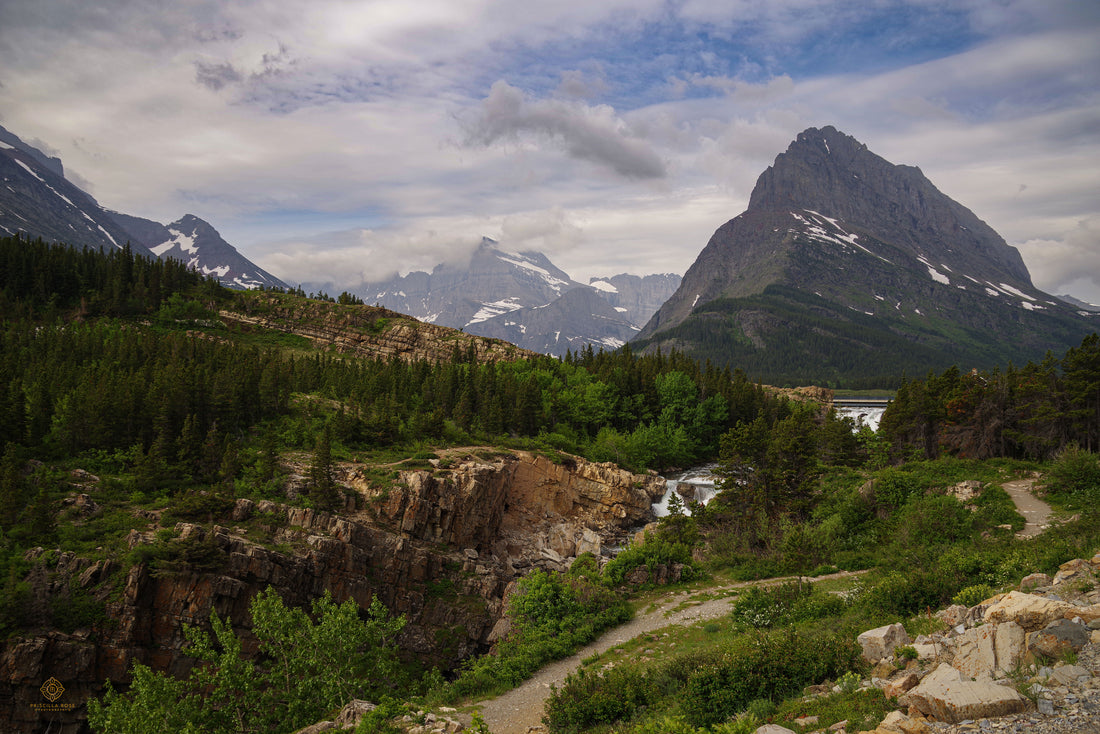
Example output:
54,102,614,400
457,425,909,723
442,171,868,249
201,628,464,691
880,333,1100,461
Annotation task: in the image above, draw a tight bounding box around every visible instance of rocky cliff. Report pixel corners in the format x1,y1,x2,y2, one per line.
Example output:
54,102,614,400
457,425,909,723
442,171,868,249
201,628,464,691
221,292,538,364
0,450,662,734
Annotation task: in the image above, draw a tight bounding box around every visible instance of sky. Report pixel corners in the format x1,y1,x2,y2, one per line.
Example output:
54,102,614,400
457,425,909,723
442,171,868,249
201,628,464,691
1,0,1098,300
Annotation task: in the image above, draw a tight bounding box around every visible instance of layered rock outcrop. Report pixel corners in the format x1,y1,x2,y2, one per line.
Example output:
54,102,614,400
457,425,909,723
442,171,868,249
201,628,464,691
221,294,536,364
0,450,659,734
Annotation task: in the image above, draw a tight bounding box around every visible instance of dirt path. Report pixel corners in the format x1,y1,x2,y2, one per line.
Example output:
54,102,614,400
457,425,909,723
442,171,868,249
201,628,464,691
1002,476,1052,538
464,570,866,734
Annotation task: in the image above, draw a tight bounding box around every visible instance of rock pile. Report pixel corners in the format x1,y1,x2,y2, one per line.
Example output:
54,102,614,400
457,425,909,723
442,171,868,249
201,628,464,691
847,554,1100,734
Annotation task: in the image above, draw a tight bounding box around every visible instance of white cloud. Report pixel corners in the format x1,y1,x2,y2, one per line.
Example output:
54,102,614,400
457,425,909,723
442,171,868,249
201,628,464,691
461,81,667,180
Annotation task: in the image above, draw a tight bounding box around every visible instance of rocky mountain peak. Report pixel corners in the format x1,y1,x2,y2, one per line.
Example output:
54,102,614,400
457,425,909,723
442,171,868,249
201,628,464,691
633,125,1096,384
748,125,1031,287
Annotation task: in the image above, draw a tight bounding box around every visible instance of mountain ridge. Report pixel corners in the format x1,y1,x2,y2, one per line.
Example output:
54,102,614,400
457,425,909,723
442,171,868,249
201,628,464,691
0,124,286,291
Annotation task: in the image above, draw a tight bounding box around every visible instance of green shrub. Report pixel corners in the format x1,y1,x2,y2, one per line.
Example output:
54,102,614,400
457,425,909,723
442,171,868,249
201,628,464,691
678,630,860,727
895,494,972,547
952,584,996,608
872,468,922,508
1044,446,1100,506
859,570,956,617
602,535,694,587
895,645,918,661
730,581,843,630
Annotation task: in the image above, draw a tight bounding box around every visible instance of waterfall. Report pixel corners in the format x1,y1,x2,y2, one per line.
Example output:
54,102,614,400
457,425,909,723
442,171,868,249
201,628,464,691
653,464,720,517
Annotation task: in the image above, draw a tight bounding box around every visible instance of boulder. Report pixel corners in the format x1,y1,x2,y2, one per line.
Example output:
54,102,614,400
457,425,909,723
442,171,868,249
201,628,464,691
901,664,1028,723
858,623,911,663
883,671,921,698
1026,619,1091,660
754,726,796,734
1049,664,1091,685
334,700,377,728
947,480,982,503
1067,603,1100,624
952,622,1024,679
1053,558,1094,585
1019,572,1052,592
982,591,1075,632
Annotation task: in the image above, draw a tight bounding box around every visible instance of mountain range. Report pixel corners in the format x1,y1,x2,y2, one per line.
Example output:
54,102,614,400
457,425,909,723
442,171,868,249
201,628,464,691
342,241,680,356
4,121,1097,385
0,125,286,290
633,126,1098,385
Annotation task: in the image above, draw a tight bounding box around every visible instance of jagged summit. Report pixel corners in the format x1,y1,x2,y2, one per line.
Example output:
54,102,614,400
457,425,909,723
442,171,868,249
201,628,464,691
750,126,1031,286
634,126,1095,384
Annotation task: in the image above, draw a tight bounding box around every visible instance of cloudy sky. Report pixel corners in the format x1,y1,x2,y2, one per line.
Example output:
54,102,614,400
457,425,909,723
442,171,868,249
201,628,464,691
1,0,1098,299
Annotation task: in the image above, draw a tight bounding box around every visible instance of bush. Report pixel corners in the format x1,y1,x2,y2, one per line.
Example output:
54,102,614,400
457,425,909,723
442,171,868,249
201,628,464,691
602,534,694,587
872,468,922,508
730,581,844,630
546,629,860,732
895,494,972,547
1044,446,1100,506
89,588,406,734
679,630,860,727
859,570,957,618
952,584,996,608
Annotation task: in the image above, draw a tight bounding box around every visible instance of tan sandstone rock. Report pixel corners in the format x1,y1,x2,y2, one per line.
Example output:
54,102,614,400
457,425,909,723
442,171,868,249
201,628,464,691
858,623,911,663
901,664,1027,723
952,621,1024,679
982,591,1075,632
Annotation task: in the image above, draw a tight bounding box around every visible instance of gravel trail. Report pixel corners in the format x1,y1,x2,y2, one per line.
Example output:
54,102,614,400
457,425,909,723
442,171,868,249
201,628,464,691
466,571,866,734
1002,476,1052,538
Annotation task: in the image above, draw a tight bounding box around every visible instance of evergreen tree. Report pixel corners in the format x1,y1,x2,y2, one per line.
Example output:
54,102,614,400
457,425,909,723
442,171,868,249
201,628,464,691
308,425,340,512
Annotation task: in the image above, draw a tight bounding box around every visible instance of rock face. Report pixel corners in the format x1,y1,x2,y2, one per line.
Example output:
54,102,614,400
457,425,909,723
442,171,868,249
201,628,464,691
588,273,682,328
632,125,1098,382
0,450,659,734
222,293,537,364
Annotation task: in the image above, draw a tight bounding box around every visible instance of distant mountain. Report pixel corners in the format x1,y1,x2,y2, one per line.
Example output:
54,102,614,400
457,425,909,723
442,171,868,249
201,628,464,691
633,126,1098,386
112,212,286,290
365,239,582,330
0,124,285,290
357,239,680,356
588,273,682,328
1057,294,1100,313
471,286,642,354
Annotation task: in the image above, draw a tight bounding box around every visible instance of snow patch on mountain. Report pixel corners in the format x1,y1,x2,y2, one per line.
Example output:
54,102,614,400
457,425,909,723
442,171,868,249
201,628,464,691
13,159,45,183
468,297,525,325
590,280,618,293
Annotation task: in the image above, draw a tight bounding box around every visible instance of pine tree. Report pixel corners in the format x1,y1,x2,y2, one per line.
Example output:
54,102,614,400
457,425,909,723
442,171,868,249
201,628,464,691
308,425,340,512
